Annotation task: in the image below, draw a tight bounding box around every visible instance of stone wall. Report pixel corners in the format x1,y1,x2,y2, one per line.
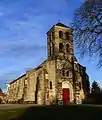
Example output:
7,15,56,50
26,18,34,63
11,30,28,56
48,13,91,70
24,70,35,103
6,23,89,105
45,59,56,104
7,74,26,103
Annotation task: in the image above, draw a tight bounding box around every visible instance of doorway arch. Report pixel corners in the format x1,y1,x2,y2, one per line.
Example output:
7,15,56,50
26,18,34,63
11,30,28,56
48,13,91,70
62,88,70,104
62,81,73,104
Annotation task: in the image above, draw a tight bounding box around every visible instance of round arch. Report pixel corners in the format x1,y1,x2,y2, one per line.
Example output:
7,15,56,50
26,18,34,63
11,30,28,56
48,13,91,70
62,81,73,103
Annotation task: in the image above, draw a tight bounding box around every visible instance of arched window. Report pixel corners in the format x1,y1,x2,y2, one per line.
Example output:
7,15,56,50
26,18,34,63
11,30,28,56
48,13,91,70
52,43,54,53
66,44,70,53
49,34,51,42
50,81,52,89
59,31,63,38
79,82,81,90
66,32,69,39
66,71,69,77
52,32,54,39
49,45,51,55
59,43,63,52
62,70,65,76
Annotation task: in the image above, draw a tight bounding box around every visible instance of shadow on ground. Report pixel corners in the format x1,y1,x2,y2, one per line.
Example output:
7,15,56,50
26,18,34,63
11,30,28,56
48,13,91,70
9,105,102,120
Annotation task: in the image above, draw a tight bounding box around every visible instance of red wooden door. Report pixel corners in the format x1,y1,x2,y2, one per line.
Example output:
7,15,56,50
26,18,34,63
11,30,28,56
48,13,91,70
62,88,70,104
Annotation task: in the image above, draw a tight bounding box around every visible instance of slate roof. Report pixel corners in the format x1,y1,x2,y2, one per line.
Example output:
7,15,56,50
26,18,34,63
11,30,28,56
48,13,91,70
55,22,69,28
47,22,73,34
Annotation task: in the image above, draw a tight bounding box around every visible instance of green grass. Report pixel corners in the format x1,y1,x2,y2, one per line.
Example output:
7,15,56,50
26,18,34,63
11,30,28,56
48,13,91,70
0,105,102,120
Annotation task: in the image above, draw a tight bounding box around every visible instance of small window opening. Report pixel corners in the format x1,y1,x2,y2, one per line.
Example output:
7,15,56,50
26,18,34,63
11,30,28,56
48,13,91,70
59,43,63,52
66,32,69,39
66,71,69,77
50,81,52,89
66,44,70,53
52,43,54,53
52,32,54,39
49,45,51,55
49,35,51,42
62,70,65,76
59,31,63,38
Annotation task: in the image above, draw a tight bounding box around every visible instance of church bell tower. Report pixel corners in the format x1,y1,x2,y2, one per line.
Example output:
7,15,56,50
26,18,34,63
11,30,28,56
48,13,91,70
47,22,76,104
47,22,74,60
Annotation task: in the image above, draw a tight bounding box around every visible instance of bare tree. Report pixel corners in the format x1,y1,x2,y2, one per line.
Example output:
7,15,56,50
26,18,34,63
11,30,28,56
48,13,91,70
72,0,102,66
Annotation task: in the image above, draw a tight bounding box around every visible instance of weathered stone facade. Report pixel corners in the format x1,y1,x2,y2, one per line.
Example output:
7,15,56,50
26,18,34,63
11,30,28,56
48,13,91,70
7,23,90,104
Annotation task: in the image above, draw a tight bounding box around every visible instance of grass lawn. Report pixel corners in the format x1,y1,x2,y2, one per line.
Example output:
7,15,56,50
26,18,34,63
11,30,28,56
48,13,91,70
0,104,102,120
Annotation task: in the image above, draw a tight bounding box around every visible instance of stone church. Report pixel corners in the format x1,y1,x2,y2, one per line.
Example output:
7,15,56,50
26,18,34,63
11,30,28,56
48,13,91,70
7,22,90,105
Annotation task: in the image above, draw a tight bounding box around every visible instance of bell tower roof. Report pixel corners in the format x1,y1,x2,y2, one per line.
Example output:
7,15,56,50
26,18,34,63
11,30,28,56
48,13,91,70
55,22,69,28
47,22,72,34
47,22,74,59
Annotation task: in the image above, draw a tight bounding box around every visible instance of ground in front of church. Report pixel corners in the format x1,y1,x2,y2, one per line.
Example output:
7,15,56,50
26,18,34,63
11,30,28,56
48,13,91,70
0,104,102,120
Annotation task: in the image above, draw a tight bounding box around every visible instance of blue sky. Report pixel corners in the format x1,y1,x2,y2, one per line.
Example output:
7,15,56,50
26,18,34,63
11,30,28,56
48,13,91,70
0,0,102,92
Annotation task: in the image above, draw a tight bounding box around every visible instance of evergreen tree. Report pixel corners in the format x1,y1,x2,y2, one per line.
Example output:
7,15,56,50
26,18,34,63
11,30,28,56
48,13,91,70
91,81,101,94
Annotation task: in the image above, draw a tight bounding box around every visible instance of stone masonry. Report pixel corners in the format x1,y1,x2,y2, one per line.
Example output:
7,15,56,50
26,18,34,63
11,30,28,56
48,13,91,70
7,22,90,105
